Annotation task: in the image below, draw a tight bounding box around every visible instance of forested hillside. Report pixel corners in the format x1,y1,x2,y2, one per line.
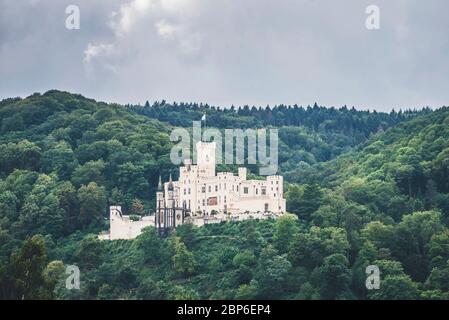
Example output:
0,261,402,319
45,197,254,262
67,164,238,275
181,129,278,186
0,91,448,300
0,91,174,262
129,101,430,180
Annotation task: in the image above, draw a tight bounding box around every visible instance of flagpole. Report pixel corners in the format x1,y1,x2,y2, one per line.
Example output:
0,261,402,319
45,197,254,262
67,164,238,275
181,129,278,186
201,113,206,142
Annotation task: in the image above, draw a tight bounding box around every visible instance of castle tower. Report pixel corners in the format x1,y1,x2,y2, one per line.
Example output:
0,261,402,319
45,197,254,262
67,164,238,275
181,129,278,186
238,167,247,181
156,176,164,210
196,141,216,177
167,172,174,208
109,206,123,240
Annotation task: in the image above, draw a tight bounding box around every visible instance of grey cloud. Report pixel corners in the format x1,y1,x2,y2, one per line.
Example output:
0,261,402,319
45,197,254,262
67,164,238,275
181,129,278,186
0,0,448,111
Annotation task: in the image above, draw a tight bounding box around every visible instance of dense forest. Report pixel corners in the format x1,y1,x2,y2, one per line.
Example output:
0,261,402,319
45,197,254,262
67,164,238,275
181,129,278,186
129,101,430,181
0,90,448,300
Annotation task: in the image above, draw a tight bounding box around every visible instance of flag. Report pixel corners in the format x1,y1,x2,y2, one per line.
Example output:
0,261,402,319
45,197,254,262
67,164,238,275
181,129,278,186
201,113,206,121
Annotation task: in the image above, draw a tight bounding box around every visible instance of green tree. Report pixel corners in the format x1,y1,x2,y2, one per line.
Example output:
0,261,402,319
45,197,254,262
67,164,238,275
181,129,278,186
312,253,352,299
0,235,53,299
0,190,19,222
137,227,166,264
289,226,350,268
18,174,65,237
172,237,196,277
170,285,199,300
71,159,105,187
130,198,145,216
395,210,443,281
55,181,79,232
367,259,420,300
273,214,299,253
368,275,419,300
427,229,449,269
76,235,105,270
0,140,41,174
295,184,323,219
43,260,65,289
42,141,78,180
235,281,258,300
136,278,167,300
286,184,302,215
254,245,292,298
77,182,107,227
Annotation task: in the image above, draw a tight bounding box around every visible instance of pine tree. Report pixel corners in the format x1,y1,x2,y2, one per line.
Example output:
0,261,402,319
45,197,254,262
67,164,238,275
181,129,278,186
297,184,323,219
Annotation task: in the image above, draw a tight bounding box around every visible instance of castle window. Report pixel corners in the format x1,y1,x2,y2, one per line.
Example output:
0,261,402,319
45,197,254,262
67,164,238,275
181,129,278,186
262,187,266,195
256,189,259,195
224,183,226,190
215,185,218,192
209,186,211,192
188,188,191,195
184,189,186,195
202,199,205,206
244,187,249,194
224,196,227,203
202,186,206,193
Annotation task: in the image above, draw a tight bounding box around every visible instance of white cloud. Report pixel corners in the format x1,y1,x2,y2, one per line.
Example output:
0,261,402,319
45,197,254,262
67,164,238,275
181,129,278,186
154,19,202,54
155,19,178,39
108,0,197,36
83,0,202,70
84,43,115,63
160,0,197,14
110,0,154,35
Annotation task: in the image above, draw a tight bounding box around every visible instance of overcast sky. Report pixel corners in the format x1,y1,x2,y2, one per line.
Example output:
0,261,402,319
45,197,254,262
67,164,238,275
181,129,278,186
0,0,448,111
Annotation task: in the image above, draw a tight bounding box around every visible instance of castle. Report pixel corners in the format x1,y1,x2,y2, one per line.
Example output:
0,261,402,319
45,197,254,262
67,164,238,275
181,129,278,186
100,141,286,240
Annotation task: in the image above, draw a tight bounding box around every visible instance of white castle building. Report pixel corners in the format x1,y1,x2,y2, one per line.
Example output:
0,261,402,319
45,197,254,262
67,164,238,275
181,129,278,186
100,141,286,240
159,141,286,215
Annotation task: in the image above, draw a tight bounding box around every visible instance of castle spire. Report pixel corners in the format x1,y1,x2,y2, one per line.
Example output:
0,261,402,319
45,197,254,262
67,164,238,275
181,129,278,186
157,175,162,191
168,172,174,191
